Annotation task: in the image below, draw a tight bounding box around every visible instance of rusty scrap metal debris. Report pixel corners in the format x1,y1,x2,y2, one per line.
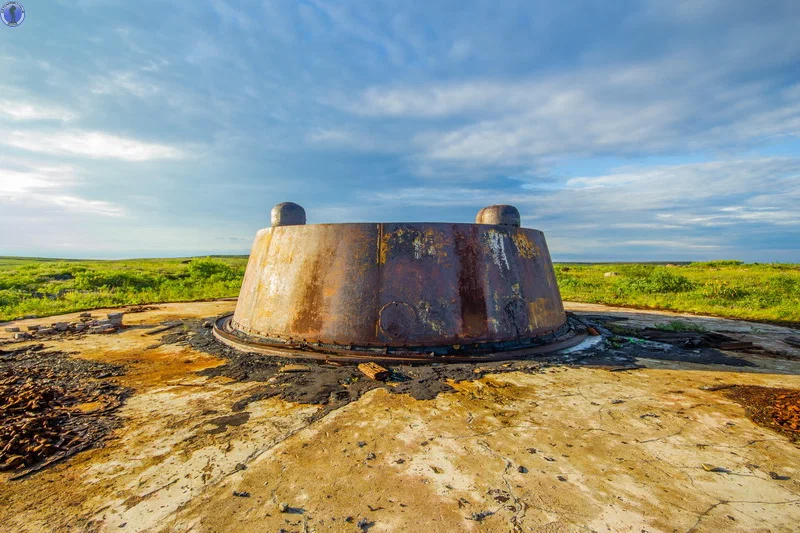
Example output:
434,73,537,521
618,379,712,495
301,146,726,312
7,312,127,341
724,386,800,443
0,344,127,476
358,362,389,381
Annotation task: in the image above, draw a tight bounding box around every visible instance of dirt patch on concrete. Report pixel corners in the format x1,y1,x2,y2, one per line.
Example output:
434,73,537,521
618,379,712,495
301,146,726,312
0,343,128,477
725,386,800,444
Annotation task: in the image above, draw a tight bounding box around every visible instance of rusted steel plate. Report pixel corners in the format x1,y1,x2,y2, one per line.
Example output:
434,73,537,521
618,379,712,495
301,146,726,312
230,221,566,349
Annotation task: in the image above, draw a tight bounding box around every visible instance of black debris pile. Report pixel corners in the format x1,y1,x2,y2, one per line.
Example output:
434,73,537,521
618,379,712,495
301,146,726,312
634,329,759,352
160,318,556,412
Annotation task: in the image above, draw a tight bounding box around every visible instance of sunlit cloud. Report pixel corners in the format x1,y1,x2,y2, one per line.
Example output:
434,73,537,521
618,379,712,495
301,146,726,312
0,164,126,217
0,100,75,121
5,131,185,161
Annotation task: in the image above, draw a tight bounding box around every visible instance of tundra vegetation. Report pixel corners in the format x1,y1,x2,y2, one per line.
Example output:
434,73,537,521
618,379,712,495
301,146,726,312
0,257,798,326
555,261,799,325
0,257,246,321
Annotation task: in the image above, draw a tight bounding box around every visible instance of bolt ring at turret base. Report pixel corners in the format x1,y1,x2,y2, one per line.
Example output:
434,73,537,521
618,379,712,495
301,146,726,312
212,314,586,363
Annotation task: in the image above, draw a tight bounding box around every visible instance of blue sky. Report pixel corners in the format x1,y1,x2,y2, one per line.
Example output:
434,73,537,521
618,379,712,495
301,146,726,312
1,0,799,261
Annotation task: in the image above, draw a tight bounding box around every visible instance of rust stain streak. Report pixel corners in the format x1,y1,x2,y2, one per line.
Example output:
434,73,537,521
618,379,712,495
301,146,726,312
454,225,488,338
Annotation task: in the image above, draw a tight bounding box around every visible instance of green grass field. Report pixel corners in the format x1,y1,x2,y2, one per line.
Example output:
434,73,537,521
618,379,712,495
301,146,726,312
1,257,798,326
555,261,799,325
0,256,248,321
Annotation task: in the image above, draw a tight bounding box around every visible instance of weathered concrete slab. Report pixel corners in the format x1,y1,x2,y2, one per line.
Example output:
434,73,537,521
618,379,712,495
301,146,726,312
0,301,798,532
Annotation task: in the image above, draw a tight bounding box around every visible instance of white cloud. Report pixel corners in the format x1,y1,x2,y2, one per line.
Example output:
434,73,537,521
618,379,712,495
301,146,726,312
90,71,161,98
343,81,517,118
0,100,75,121
0,164,125,217
333,51,800,166
552,158,800,213
622,240,720,250
0,165,74,194
364,186,507,207
307,128,406,153
414,79,799,164
42,195,125,217
357,157,800,257
5,130,185,161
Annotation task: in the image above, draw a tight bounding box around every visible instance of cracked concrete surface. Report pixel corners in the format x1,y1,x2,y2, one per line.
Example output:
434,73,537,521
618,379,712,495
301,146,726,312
1,301,799,532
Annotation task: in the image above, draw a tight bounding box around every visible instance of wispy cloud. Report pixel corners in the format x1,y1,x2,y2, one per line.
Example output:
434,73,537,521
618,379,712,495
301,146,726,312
0,165,75,195
90,71,161,98
0,100,75,121
307,128,406,153
0,164,125,217
552,158,800,215
358,157,800,259
622,240,721,250
5,131,185,161
209,0,255,31
338,68,800,166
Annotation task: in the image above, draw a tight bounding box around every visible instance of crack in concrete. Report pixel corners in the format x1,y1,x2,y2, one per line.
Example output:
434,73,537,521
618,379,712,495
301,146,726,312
637,420,694,443
476,439,527,532
686,498,800,532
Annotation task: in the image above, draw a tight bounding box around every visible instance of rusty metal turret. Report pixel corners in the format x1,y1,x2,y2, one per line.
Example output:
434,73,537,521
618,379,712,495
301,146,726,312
213,203,581,362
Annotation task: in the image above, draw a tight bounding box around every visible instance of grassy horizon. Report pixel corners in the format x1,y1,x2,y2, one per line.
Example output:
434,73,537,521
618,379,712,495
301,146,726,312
554,261,799,325
1,256,798,326
0,256,248,321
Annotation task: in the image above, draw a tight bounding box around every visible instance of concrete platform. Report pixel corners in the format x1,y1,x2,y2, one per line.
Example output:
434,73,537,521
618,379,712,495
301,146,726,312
1,301,799,532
